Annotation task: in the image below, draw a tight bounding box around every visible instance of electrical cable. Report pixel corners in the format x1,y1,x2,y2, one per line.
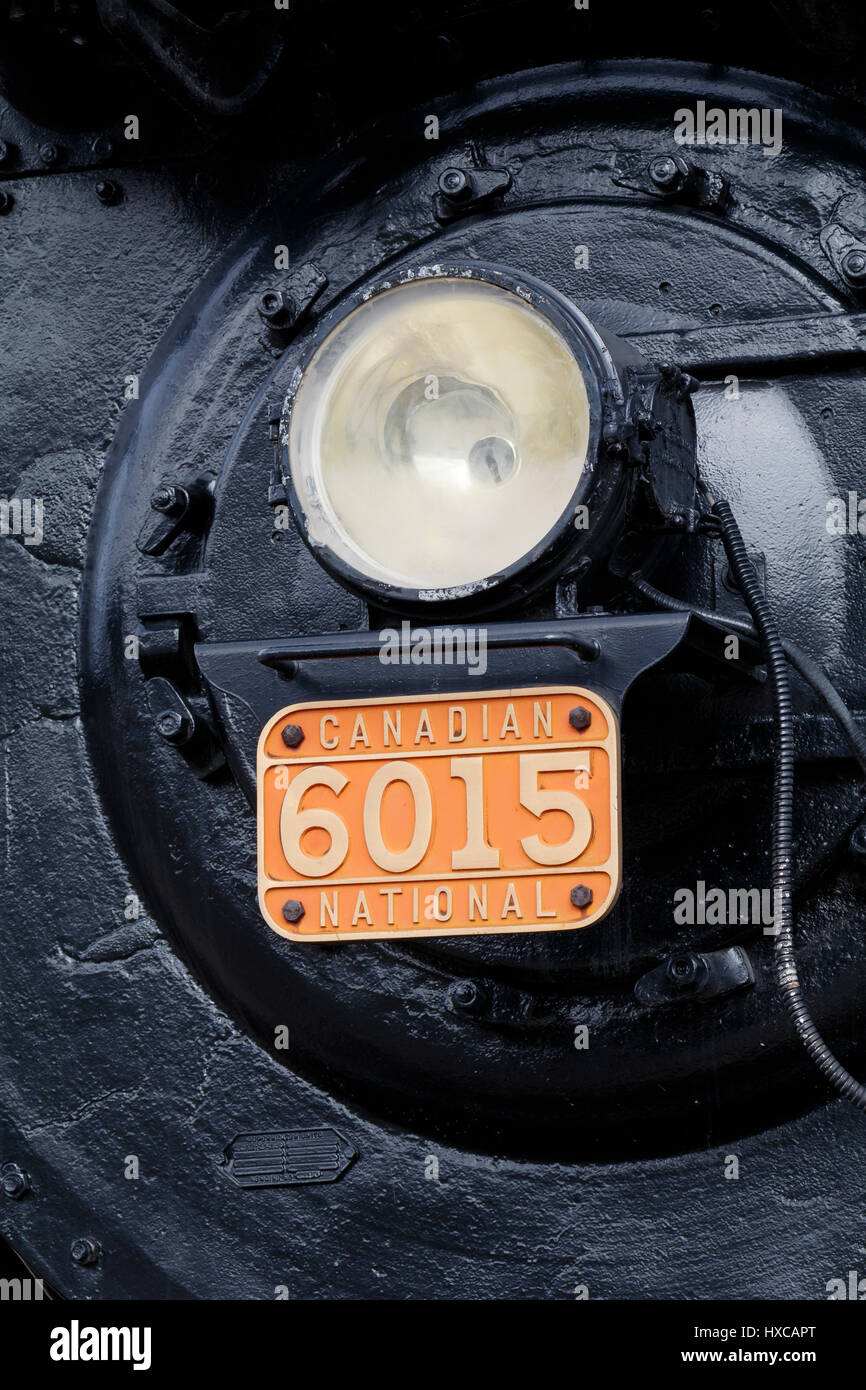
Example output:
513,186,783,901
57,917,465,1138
630,501,866,1110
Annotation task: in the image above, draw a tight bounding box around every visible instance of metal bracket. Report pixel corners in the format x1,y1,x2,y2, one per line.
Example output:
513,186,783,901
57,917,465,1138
257,262,328,356
193,612,723,803
624,309,866,377
820,219,866,289
145,675,225,779
611,152,730,213
136,477,214,557
634,946,755,1008
432,164,511,223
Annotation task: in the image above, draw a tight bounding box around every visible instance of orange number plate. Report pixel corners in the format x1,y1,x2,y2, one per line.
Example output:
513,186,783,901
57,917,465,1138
257,686,621,942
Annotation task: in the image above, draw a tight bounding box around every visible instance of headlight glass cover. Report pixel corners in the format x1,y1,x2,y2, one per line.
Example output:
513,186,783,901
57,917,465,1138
286,275,593,594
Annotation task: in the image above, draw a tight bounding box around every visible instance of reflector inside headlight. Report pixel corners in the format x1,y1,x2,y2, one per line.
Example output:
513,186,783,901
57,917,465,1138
287,275,592,593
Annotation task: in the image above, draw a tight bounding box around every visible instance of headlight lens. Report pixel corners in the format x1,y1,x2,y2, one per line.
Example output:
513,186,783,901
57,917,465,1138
287,275,592,593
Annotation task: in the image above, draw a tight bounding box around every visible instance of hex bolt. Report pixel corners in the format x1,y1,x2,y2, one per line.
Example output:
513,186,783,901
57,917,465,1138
95,179,121,206
841,248,866,286
448,979,486,1014
569,705,592,731
282,899,305,924
0,191,13,215
39,142,60,167
438,167,472,201
665,951,705,990
1,1163,30,1200
150,485,183,516
650,156,678,186
155,709,192,745
570,884,593,909
649,155,687,192
257,289,294,326
70,1237,100,1267
281,723,304,748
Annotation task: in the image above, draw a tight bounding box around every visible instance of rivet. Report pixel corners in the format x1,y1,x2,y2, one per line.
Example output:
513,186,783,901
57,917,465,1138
95,179,122,206
448,979,486,1014
1,1163,30,1199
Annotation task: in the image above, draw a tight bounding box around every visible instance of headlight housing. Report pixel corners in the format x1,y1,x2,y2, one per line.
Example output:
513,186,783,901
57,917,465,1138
281,265,697,608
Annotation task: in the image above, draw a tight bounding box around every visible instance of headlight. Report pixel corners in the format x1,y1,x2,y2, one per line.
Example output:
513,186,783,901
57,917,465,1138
284,270,610,598
282,266,697,606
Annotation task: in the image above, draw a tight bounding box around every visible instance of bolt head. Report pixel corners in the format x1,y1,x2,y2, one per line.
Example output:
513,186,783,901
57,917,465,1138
0,190,14,215
39,142,60,166
90,135,114,160
665,951,703,988
70,1237,100,1267
438,167,470,199
570,884,593,909
95,178,121,206
569,705,592,731
258,290,293,325
842,249,866,285
649,155,681,189
1,1163,29,1199
281,723,304,748
449,979,485,1013
282,899,305,924
156,710,192,745
150,485,178,513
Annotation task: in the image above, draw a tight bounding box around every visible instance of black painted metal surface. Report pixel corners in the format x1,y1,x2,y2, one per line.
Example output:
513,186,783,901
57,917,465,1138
2,8,866,1299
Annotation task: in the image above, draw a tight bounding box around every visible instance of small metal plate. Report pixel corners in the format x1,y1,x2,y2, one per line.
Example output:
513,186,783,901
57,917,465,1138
221,1129,357,1188
257,687,620,942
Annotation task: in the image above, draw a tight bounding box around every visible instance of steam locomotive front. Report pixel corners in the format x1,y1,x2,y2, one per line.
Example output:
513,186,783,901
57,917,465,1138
1,1,865,1300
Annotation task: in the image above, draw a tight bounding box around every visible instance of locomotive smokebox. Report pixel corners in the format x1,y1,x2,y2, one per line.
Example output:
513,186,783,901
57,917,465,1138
2,1,866,1305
